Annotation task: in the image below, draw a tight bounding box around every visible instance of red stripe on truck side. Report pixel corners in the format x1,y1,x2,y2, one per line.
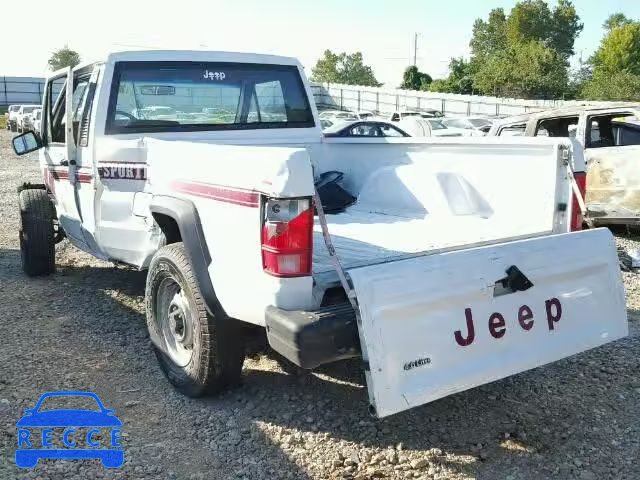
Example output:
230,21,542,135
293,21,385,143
171,180,260,208
48,167,92,183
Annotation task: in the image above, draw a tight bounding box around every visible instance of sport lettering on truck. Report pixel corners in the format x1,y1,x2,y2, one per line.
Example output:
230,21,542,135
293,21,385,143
98,165,147,181
454,298,562,347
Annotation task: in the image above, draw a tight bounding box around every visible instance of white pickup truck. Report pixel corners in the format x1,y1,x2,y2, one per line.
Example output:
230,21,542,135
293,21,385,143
12,50,628,417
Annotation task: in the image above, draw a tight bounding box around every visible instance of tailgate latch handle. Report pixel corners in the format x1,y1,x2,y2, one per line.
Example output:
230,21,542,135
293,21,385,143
495,265,534,296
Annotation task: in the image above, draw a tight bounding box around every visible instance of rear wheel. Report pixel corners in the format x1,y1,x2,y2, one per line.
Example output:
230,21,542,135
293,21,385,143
19,189,55,276
145,243,245,397
10,122,17,132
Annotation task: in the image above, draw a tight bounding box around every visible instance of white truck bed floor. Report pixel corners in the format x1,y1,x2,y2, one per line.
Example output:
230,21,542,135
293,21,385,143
312,209,547,279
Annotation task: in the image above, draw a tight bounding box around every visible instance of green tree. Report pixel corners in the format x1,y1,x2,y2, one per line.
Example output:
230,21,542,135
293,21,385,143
470,8,507,59
400,66,432,90
603,13,633,32
590,21,640,75
468,1,582,97
310,50,381,86
310,50,339,83
582,71,640,101
582,19,640,100
48,45,81,71
429,58,474,95
473,40,568,98
505,0,551,45
566,64,592,99
549,0,584,59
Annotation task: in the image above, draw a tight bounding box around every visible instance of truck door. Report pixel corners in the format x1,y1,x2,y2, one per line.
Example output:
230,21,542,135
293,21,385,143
583,112,640,222
42,68,87,249
70,66,103,255
42,67,101,254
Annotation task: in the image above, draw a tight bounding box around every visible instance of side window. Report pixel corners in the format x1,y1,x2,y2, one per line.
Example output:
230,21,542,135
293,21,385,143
45,74,92,145
617,125,640,145
71,80,89,122
348,124,378,136
381,124,406,137
46,76,68,144
589,120,601,143
535,116,578,137
78,70,99,147
586,113,640,148
391,113,400,122
498,124,525,136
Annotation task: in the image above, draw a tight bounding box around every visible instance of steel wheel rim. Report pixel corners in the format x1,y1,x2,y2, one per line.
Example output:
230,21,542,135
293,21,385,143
157,277,194,367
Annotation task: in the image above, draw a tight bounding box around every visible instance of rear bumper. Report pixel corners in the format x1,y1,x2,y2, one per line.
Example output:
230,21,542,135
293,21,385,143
265,303,360,369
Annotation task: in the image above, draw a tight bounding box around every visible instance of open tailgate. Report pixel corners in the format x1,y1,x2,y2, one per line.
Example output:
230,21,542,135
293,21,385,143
349,228,627,417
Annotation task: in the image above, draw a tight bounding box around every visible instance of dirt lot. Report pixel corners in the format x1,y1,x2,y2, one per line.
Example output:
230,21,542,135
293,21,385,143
0,128,639,480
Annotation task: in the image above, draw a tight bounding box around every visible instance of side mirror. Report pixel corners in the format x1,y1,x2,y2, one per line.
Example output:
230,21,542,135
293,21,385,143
12,131,42,156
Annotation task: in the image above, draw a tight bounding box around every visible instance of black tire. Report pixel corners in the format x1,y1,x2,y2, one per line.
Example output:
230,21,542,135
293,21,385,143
10,123,17,132
19,189,55,276
145,243,245,397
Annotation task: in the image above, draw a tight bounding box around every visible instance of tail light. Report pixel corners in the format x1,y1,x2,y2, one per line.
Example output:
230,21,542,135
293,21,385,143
261,197,313,277
570,172,587,231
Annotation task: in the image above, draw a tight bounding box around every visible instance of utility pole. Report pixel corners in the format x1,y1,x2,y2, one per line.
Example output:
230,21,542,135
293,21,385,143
413,33,418,67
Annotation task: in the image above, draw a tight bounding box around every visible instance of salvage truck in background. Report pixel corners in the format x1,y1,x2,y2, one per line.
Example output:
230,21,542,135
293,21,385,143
489,104,640,227
12,51,628,417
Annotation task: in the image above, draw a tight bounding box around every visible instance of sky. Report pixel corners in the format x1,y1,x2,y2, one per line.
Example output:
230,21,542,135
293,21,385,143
2,0,640,86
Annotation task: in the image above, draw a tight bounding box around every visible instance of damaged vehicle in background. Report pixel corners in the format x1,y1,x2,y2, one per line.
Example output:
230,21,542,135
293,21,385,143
323,119,410,137
398,117,467,137
488,104,640,227
443,116,493,136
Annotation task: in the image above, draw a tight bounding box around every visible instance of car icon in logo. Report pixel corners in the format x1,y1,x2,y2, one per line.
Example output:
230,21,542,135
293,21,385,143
15,391,124,468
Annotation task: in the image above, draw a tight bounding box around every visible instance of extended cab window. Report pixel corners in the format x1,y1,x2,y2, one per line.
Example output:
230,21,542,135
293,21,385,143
498,124,525,136
106,62,314,133
586,113,640,148
535,116,578,138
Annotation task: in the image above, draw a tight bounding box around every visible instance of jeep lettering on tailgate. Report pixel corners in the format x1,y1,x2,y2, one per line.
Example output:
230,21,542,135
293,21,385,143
454,298,562,347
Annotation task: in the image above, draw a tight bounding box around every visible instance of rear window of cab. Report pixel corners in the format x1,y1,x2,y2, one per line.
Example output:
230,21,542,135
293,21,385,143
106,61,315,134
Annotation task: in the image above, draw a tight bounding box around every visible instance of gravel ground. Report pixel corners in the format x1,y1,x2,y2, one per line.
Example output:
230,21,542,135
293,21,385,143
0,128,638,480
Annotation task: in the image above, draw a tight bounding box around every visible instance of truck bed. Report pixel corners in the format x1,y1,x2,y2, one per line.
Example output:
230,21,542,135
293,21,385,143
311,154,565,286
312,209,546,282
313,142,570,285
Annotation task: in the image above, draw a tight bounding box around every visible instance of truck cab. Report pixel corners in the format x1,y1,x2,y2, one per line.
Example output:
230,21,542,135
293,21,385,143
11,51,628,417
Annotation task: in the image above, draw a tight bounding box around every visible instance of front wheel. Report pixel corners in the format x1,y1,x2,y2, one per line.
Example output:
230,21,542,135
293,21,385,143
19,189,55,276
145,243,245,397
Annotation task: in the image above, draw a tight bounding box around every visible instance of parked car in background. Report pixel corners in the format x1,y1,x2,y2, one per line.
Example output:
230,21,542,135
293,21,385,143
354,110,376,120
398,117,465,137
319,110,358,122
7,105,21,131
320,118,334,129
323,120,410,137
488,103,640,227
418,108,444,118
387,110,420,122
443,116,493,136
31,109,42,134
16,105,40,133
